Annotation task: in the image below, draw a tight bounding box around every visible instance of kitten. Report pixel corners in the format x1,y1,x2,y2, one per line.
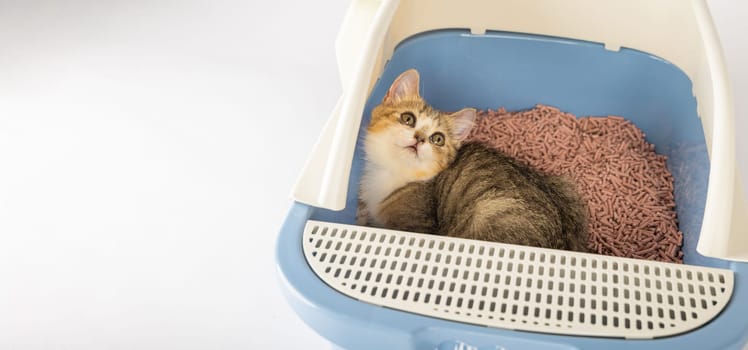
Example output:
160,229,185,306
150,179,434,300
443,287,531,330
357,69,588,252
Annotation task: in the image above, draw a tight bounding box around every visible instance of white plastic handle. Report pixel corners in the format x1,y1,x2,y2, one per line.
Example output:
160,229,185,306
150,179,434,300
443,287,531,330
292,0,400,210
692,0,738,259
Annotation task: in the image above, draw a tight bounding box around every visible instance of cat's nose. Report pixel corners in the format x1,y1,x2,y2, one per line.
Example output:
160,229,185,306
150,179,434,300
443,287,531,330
414,132,425,144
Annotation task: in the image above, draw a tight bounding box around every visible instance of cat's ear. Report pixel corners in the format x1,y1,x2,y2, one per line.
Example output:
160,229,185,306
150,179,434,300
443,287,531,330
451,108,477,141
383,69,420,105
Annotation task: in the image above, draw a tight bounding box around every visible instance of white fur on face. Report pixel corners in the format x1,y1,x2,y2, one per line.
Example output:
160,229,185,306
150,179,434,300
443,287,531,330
366,115,441,173
360,113,445,223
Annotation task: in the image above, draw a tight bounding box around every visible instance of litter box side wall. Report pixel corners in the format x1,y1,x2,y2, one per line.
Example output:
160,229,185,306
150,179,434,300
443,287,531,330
294,0,746,261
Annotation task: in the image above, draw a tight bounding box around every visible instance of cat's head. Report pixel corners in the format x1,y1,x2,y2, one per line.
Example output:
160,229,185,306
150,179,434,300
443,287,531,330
364,69,476,181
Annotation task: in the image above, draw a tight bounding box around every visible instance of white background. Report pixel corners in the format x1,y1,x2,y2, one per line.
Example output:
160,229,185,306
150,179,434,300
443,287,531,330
0,1,744,349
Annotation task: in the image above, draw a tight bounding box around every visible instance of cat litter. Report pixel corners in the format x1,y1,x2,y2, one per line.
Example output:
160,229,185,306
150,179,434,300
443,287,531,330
278,1,748,349
468,105,683,263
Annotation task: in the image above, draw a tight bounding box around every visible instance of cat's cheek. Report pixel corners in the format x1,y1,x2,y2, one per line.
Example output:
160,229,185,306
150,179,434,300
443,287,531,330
419,145,435,159
396,129,414,147
365,133,396,165
427,147,451,170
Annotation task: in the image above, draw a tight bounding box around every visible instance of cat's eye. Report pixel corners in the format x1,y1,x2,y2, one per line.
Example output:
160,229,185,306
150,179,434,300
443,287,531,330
429,132,445,146
400,112,416,127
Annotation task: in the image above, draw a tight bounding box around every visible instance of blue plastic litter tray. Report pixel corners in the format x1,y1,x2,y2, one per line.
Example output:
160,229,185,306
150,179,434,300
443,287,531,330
278,1,748,349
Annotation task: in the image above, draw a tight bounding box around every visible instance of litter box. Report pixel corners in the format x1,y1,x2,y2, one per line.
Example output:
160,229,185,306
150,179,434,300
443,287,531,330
276,1,748,349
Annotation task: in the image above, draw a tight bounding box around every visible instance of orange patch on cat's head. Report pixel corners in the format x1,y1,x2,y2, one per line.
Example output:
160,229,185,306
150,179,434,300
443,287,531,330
368,100,425,133
367,107,400,133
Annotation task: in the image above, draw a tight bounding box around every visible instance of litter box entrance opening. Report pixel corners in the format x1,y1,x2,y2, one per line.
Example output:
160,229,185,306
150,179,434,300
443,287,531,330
310,30,722,269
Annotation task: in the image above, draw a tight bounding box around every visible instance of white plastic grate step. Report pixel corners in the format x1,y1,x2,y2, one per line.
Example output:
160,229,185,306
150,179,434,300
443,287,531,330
302,220,734,339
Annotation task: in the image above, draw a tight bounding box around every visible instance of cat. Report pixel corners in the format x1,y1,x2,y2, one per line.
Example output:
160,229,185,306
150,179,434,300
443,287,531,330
357,69,588,252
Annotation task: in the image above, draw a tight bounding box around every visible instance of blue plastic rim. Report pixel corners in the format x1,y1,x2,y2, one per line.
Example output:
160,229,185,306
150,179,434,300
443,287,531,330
277,30,748,350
